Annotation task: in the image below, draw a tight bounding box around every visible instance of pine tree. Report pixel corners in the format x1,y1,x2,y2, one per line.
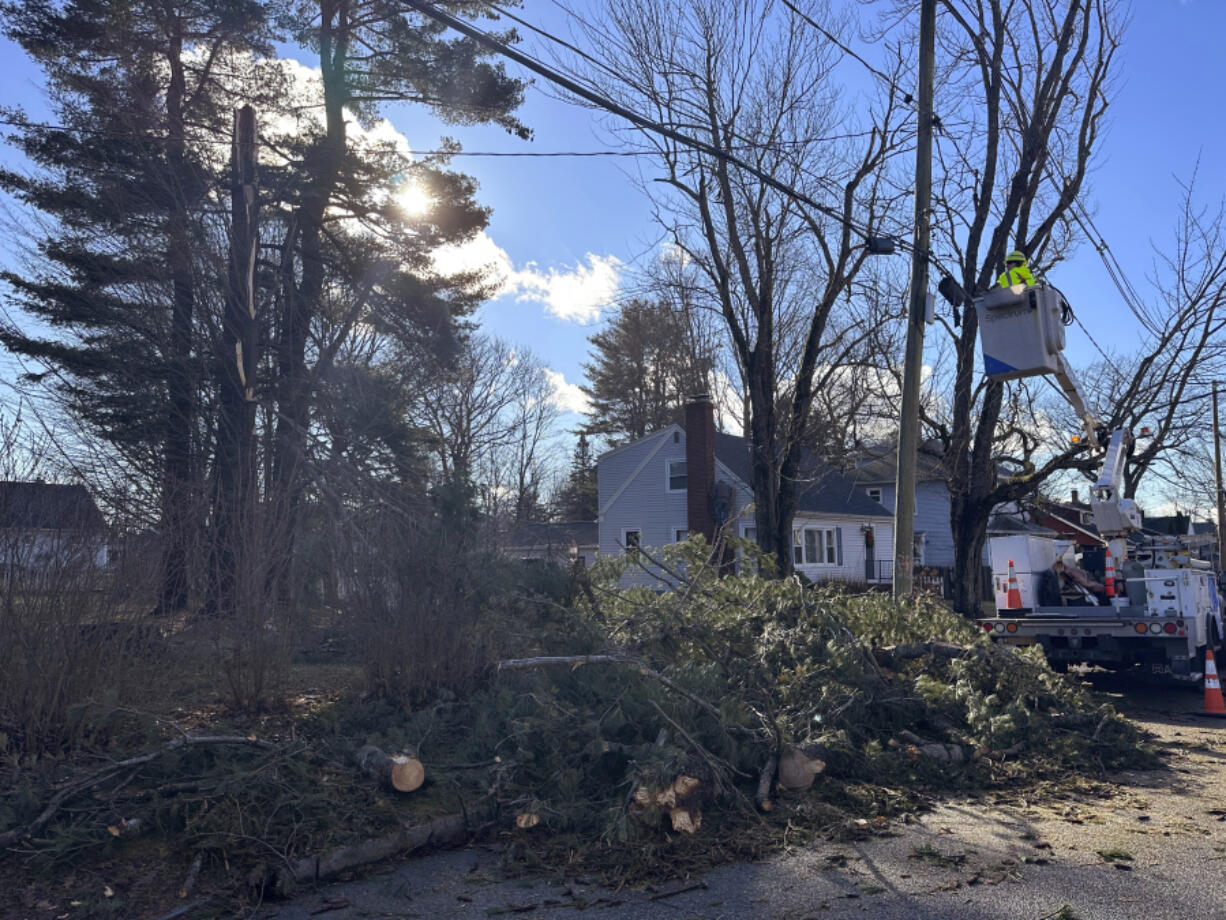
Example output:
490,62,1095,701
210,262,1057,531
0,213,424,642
581,299,714,445
553,433,598,522
0,0,272,613
266,0,529,608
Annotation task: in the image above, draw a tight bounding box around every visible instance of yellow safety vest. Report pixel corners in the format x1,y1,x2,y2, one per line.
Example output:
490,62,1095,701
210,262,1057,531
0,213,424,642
997,263,1036,288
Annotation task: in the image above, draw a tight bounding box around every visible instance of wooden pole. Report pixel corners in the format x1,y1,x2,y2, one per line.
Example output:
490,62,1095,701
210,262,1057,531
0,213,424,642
1215,383,1225,572
893,0,936,598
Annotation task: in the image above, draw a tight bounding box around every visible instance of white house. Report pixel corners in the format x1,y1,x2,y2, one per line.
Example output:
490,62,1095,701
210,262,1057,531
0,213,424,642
597,396,894,588
0,481,108,574
500,521,598,570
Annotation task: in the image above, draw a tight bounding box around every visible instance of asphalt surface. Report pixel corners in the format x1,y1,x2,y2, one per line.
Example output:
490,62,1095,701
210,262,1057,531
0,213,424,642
259,675,1226,920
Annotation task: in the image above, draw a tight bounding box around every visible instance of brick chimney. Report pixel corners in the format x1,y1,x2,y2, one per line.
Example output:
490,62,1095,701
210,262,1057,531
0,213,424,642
685,394,716,544
1071,489,1079,505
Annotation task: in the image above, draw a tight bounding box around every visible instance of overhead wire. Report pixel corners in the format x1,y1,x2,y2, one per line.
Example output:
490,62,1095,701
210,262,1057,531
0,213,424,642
777,0,905,95
1065,199,1158,334
401,0,910,258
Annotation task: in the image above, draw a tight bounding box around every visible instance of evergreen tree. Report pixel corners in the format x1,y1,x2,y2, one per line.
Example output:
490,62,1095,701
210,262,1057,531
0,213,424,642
266,0,529,608
552,433,598,522
0,0,272,613
581,299,714,445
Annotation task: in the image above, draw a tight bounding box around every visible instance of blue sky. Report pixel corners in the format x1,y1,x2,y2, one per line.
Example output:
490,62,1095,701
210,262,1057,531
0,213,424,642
1,0,1224,440
392,0,1226,427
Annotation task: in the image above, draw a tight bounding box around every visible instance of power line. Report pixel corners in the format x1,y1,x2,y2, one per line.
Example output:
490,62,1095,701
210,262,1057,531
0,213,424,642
778,0,903,93
1066,199,1158,334
401,0,903,257
0,116,879,160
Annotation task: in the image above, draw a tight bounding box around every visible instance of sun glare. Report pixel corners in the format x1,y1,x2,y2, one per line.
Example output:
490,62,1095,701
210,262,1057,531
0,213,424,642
394,181,433,218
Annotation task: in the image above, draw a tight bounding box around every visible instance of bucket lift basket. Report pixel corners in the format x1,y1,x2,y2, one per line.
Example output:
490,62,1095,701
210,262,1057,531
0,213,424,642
975,283,1069,382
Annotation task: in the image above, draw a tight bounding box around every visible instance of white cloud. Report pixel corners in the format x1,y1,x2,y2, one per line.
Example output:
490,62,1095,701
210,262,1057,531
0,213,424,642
544,369,591,415
509,254,622,323
432,232,622,324
432,231,515,280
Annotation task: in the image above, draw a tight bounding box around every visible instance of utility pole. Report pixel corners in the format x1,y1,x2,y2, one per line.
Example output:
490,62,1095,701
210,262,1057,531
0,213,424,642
893,0,936,598
1215,383,1225,572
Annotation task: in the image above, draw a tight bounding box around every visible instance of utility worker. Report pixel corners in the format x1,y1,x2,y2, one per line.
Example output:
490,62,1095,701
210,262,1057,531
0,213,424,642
997,249,1036,288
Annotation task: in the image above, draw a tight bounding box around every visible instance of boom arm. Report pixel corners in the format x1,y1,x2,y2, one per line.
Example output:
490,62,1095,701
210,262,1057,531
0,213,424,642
1053,353,1100,449
1052,356,1140,552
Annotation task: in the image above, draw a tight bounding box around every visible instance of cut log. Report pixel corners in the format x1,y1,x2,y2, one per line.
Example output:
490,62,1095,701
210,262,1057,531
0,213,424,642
356,745,425,793
891,732,966,763
777,743,828,790
631,773,704,834
756,754,777,811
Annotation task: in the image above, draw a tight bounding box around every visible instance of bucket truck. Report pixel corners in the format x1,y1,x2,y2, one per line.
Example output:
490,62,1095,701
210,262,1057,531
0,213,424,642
972,282,1225,679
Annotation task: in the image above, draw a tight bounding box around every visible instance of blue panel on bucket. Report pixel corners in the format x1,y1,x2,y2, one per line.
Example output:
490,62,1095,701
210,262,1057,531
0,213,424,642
983,353,1016,378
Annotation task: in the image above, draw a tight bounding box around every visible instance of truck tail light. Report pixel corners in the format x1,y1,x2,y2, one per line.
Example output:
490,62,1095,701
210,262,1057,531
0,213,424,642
1135,623,1148,634
994,623,1006,633
1149,623,1163,634
1163,623,1177,634
1006,623,1018,633
983,623,994,632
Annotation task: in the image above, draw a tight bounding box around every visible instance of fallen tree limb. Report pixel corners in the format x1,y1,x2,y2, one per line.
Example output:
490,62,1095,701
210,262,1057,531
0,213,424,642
0,735,277,848
274,800,493,896
498,654,755,736
498,654,633,671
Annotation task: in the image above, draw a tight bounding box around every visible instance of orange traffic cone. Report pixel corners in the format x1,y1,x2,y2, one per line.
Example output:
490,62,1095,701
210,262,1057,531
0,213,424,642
1203,650,1226,717
1103,549,1116,599
1005,559,1022,610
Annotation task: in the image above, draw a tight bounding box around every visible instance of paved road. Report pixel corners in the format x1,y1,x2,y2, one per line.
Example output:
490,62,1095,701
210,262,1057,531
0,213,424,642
260,676,1226,920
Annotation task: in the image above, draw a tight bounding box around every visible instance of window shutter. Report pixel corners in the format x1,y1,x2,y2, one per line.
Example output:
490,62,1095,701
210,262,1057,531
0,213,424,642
835,527,843,566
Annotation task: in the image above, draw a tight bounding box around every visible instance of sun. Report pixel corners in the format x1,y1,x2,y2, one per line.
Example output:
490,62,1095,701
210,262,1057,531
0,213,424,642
393,180,433,218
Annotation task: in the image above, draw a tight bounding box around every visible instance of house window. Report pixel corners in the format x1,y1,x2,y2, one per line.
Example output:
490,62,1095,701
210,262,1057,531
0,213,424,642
623,529,641,556
674,528,689,543
666,459,687,492
866,487,882,503
743,526,757,543
793,527,837,565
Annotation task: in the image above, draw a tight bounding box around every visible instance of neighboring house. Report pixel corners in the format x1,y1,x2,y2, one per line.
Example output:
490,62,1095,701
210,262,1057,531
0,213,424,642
597,396,894,588
0,481,108,573
843,441,953,567
501,521,598,569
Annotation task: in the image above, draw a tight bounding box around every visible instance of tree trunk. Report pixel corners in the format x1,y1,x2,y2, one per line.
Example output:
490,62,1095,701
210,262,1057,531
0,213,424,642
272,5,349,613
204,105,260,618
155,23,197,616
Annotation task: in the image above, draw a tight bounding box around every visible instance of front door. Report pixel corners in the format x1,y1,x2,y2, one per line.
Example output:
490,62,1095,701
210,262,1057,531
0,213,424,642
864,528,875,581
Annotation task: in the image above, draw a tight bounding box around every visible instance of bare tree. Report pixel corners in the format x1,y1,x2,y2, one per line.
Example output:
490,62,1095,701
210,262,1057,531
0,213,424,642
895,0,1125,613
411,335,560,521
568,0,908,573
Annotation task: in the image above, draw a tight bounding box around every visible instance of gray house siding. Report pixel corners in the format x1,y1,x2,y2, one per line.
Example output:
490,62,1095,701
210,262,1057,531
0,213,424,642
599,427,891,588
598,428,749,588
598,428,688,578
854,480,952,568
915,481,954,567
